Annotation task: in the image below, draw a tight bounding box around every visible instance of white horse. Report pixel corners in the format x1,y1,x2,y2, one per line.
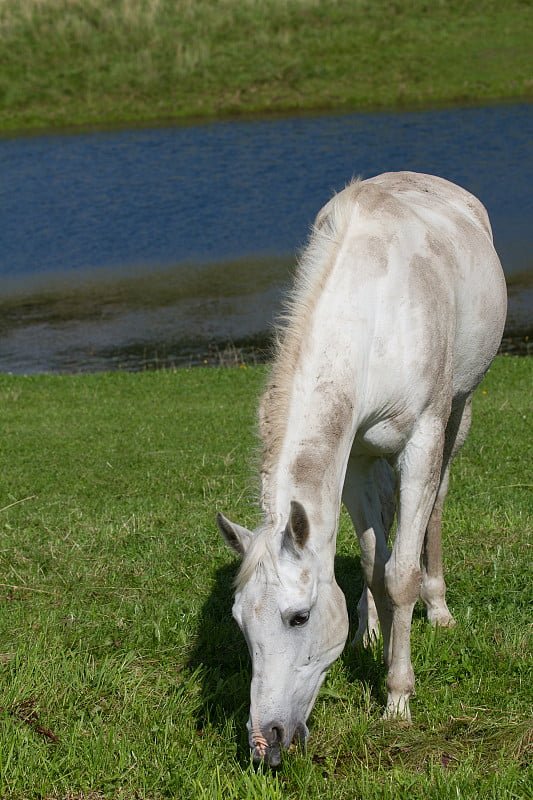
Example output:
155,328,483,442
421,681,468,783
217,171,507,766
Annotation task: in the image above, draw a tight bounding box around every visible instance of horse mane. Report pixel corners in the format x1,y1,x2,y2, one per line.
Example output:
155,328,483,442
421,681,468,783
258,178,363,511
234,524,279,592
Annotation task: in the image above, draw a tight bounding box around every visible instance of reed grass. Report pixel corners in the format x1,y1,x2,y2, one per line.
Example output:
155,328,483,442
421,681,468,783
0,0,531,131
0,355,531,798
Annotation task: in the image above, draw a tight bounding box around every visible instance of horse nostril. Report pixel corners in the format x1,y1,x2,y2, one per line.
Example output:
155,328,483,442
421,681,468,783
250,722,286,765
270,725,284,746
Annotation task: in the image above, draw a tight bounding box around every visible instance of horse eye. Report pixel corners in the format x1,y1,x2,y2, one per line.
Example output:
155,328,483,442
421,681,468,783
290,611,310,627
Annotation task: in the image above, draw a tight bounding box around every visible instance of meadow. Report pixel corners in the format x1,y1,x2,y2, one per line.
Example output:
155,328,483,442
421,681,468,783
0,355,531,798
0,0,532,132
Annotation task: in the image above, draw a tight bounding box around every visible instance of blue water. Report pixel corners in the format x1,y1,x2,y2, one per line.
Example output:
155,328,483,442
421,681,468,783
2,103,532,278
0,103,531,372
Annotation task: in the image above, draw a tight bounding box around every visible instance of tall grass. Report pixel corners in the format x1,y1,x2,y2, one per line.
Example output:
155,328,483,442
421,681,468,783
0,356,531,798
0,0,531,131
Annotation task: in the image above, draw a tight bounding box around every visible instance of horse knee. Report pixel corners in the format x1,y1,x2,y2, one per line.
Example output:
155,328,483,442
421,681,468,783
385,559,421,608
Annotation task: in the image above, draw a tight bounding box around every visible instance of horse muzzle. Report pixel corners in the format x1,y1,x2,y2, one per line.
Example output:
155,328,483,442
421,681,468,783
249,720,309,767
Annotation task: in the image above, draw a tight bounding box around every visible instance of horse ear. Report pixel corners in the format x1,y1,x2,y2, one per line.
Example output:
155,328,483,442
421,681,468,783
216,512,252,557
283,500,310,552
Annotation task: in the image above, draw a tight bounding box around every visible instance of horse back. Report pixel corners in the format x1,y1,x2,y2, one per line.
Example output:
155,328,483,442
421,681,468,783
313,172,507,401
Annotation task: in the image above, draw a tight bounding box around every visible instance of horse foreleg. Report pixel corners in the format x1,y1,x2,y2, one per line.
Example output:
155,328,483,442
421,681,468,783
384,414,446,721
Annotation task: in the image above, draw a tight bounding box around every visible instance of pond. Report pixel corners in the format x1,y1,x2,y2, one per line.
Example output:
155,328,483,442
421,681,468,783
0,103,531,373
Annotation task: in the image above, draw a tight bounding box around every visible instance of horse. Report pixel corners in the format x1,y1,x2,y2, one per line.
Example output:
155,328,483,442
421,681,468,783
217,171,507,767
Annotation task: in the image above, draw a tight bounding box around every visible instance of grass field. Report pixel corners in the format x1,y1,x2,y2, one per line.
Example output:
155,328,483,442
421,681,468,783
0,355,531,798
0,0,532,132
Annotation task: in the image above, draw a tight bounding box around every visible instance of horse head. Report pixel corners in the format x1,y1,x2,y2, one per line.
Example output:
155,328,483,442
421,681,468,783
217,501,348,766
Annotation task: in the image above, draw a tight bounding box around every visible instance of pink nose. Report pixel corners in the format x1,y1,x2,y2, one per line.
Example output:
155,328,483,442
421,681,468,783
251,723,283,767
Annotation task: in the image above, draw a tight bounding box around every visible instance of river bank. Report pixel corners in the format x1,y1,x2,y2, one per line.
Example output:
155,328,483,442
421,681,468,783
0,255,530,375
1,0,531,134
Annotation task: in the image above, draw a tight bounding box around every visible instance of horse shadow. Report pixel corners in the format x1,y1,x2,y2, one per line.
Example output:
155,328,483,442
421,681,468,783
187,559,252,759
334,554,388,706
187,553,388,760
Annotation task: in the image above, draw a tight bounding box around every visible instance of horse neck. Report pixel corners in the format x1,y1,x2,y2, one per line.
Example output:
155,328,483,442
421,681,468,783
260,350,357,549
259,203,363,550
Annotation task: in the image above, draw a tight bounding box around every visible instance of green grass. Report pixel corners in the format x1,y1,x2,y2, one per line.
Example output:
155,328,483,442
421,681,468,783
0,355,531,798
0,0,531,132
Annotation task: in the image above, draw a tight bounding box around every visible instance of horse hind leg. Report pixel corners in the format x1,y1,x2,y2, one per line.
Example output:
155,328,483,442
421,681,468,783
420,474,455,627
420,395,473,627
356,584,380,646
343,458,396,647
